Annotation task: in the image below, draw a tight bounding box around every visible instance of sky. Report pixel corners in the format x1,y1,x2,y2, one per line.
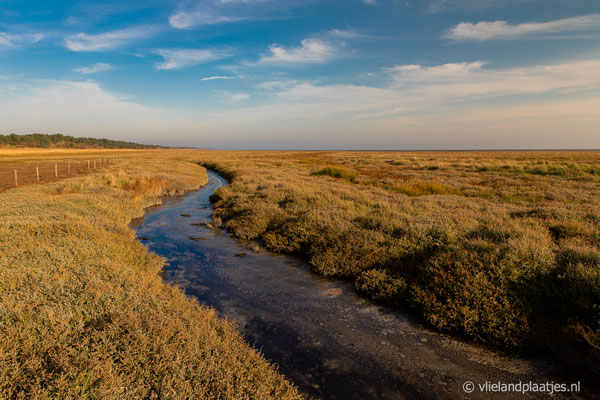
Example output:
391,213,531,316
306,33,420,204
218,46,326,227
0,0,599,149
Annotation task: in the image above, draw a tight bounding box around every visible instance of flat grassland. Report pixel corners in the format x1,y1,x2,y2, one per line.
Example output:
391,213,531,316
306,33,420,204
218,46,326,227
2,148,599,396
198,150,600,375
0,149,300,399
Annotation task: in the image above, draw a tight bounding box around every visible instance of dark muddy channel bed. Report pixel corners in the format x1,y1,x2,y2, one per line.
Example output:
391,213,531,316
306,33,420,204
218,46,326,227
132,170,584,400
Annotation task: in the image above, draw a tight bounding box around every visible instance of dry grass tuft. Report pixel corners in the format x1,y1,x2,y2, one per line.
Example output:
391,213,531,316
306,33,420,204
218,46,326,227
312,166,359,180
391,181,455,196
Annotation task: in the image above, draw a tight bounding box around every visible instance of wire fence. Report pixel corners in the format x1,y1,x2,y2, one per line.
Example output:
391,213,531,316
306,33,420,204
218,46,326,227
0,157,124,193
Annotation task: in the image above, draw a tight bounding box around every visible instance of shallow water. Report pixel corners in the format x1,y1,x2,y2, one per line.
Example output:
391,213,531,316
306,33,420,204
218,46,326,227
133,171,574,400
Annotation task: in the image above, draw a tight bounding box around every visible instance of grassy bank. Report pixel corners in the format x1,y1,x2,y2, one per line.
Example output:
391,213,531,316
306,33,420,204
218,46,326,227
199,151,600,375
0,154,300,399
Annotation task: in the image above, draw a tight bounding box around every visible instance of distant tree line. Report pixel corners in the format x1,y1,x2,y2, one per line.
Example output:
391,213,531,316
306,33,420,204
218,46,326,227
0,133,165,149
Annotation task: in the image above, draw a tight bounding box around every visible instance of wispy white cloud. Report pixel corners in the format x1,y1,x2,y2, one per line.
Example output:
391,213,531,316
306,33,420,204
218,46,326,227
74,63,114,74
447,14,600,41
155,48,231,70
257,38,339,65
64,26,156,52
0,32,43,50
385,59,600,99
168,0,298,29
200,76,236,81
0,78,173,138
0,35,10,49
255,80,300,91
430,0,536,13
216,90,250,102
168,9,240,29
386,61,488,83
236,58,600,124
328,28,367,39
199,58,600,149
2,57,599,149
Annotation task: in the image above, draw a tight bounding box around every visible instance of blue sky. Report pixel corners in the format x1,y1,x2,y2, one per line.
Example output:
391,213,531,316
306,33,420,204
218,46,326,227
1,0,599,149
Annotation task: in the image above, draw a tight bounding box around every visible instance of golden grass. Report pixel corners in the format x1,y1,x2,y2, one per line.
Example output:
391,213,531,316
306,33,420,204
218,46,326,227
311,166,359,180
2,147,600,387
192,150,600,375
391,181,455,196
0,152,300,399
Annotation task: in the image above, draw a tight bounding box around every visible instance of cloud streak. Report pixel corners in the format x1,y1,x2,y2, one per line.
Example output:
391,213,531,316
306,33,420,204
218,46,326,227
257,38,339,65
168,0,303,29
0,32,43,50
64,26,156,51
238,58,600,124
169,9,240,29
75,63,114,74
198,58,600,149
385,59,600,102
217,91,250,102
430,0,536,13
447,14,600,41
154,48,232,70
200,76,236,81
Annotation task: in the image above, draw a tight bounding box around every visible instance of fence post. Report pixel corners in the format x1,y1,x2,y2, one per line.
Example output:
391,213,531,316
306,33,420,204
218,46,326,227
94,160,96,169
36,165,40,182
55,163,58,178
78,161,81,173
68,162,71,176
14,169,18,187
88,160,90,170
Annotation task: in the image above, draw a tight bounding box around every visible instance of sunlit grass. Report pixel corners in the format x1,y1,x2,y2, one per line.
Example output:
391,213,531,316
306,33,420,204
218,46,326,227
197,150,600,375
3,147,600,384
390,181,455,196
0,152,300,399
312,166,359,180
